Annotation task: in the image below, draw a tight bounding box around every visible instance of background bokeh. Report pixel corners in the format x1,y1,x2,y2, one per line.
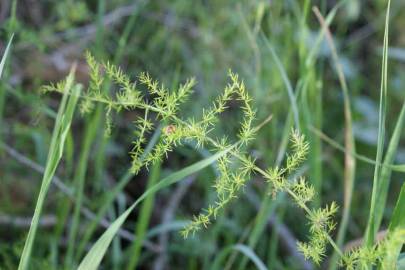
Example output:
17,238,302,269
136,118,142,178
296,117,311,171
1,0,404,269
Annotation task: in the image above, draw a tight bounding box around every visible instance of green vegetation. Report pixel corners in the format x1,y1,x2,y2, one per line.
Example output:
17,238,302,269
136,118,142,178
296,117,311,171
1,0,404,269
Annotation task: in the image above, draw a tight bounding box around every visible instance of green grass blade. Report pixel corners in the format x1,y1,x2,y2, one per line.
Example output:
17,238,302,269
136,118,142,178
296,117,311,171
373,101,405,234
312,6,357,269
212,244,267,270
0,34,14,150
377,185,405,269
18,66,80,270
65,108,100,267
77,147,233,270
312,127,405,173
126,161,161,270
64,1,107,265
233,244,267,270
0,34,13,79
388,183,405,232
75,128,161,260
388,164,405,172
364,0,391,248
305,4,340,67
260,32,299,129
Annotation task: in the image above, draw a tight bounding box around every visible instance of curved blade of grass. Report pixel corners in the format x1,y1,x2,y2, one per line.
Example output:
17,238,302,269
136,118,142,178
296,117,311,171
18,66,80,270
388,183,405,232
233,244,267,270
65,1,108,265
0,34,13,79
305,3,342,67
65,105,101,267
126,161,161,270
75,127,161,260
0,34,14,151
312,6,357,269
364,0,391,248
212,244,267,270
312,127,405,172
373,101,405,234
260,32,299,129
77,146,233,270
378,186,405,270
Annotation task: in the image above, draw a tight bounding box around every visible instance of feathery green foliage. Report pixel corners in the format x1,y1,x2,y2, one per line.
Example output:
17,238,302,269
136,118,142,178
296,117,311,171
43,50,404,268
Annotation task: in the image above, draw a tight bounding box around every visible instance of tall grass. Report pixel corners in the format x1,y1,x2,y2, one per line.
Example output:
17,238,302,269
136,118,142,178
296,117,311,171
311,6,356,269
364,0,391,248
18,66,80,270
0,34,14,152
1,0,405,269
0,35,13,79
126,161,161,269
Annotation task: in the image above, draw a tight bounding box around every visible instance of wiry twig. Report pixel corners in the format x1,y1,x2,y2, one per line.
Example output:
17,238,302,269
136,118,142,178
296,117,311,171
0,142,73,196
0,215,56,228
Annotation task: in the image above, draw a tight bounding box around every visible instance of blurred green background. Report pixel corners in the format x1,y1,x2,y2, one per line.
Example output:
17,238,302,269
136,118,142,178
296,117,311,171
0,0,404,269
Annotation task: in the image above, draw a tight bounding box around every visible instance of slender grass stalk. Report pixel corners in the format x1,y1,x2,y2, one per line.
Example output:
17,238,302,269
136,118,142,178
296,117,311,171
0,35,13,79
64,111,99,266
237,4,261,89
0,34,14,153
0,0,16,138
18,66,80,270
312,6,356,269
312,127,405,173
212,244,267,270
373,102,405,232
364,0,391,249
260,33,299,129
51,130,75,267
126,161,161,269
379,184,405,269
298,0,324,210
9,0,18,33
388,184,405,232
65,1,107,265
300,75,323,209
301,1,347,211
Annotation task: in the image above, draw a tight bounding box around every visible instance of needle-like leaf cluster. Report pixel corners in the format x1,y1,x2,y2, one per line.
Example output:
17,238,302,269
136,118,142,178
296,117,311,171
42,54,400,267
